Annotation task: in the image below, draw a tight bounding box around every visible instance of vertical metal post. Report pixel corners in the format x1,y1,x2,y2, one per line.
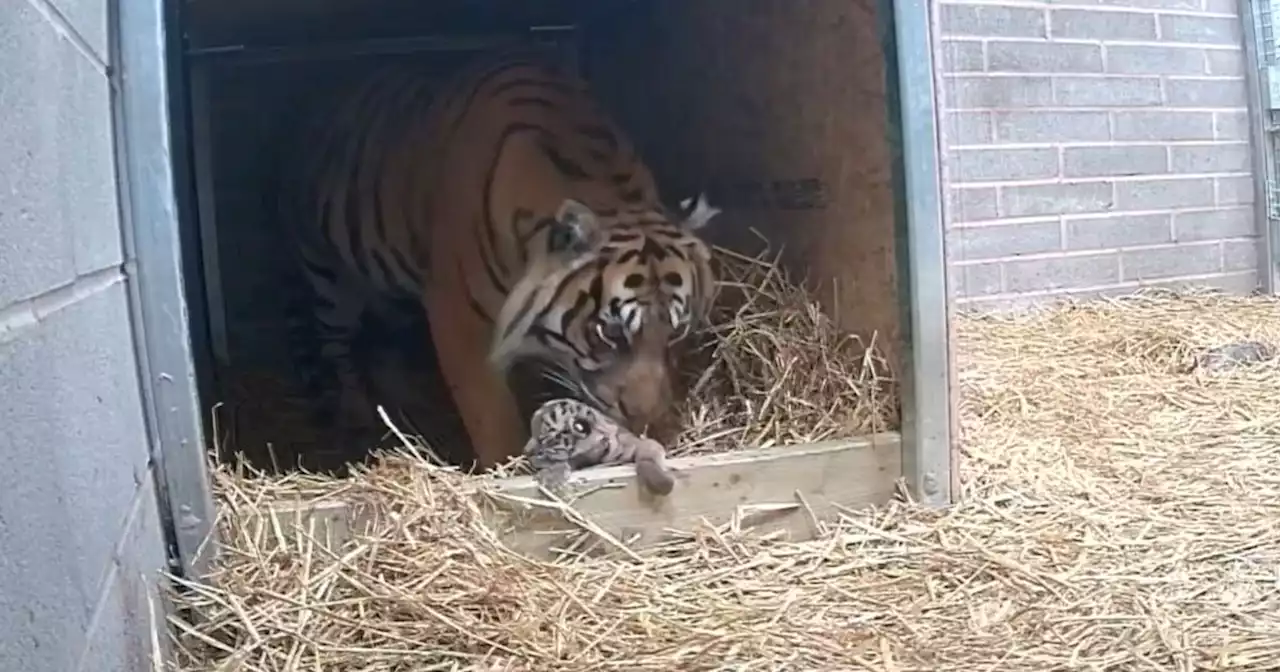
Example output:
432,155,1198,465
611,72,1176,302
888,0,956,507
115,0,217,581
1241,0,1280,292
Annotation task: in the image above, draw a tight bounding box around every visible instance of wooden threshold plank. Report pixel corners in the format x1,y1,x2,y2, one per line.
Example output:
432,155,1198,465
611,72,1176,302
476,432,902,561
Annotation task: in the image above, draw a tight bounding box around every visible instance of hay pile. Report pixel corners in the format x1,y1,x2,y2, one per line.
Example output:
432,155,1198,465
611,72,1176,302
673,245,898,456
167,288,1280,671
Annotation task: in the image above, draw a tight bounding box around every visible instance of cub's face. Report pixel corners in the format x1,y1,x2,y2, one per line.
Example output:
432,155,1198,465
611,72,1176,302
522,399,615,469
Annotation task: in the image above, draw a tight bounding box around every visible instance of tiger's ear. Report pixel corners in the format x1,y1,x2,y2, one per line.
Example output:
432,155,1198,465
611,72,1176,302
548,199,600,255
677,192,721,231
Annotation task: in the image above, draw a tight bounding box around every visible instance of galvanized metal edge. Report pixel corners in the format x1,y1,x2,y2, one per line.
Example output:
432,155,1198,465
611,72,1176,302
1240,0,1280,293
114,0,217,581
887,0,956,507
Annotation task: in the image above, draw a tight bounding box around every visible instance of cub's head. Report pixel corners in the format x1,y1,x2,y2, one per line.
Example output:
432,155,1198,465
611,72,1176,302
492,194,721,437
522,398,617,469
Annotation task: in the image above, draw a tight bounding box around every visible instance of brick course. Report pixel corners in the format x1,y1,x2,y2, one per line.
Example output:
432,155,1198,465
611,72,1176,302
939,0,1262,309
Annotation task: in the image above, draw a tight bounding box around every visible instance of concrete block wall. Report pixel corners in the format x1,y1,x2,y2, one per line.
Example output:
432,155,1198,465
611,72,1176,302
940,0,1264,309
0,2,169,671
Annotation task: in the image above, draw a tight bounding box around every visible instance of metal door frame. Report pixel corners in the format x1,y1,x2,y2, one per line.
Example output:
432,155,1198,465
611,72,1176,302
1241,0,1280,293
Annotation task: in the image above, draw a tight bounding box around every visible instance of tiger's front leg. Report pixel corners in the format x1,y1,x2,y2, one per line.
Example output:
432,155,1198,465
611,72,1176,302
422,292,527,470
309,278,379,433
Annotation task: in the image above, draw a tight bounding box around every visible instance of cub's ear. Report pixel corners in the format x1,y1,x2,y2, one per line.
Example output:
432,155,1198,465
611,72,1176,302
677,192,721,231
548,198,600,255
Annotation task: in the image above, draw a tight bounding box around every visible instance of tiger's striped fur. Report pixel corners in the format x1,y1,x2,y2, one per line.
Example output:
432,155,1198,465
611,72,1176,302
277,47,721,468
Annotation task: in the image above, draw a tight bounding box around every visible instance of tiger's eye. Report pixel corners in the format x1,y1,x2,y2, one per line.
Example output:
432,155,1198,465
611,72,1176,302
572,419,591,434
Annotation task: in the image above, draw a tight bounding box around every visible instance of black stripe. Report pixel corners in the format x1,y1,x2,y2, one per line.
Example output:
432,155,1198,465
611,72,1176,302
559,289,592,335
483,123,544,279
511,208,538,265
575,124,619,153
468,295,494,324
501,259,594,344
370,249,395,288
530,325,586,358
389,248,424,288
509,96,557,109
474,224,509,296
344,183,370,278
449,56,545,137
301,256,339,284
540,140,591,180
491,76,576,98
620,188,645,203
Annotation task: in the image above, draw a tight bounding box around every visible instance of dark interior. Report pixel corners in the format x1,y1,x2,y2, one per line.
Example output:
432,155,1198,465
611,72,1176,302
172,0,906,474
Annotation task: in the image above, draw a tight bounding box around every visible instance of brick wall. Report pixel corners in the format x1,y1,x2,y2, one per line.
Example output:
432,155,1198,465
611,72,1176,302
939,0,1263,309
0,1,168,671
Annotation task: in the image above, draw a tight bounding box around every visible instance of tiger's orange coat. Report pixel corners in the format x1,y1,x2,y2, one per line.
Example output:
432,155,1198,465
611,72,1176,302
279,48,720,468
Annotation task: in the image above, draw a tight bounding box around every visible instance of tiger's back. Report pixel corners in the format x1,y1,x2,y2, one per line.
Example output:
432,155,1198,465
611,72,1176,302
278,47,720,467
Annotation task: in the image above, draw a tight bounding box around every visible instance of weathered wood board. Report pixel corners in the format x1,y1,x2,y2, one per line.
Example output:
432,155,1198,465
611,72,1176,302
250,433,903,562
476,432,903,561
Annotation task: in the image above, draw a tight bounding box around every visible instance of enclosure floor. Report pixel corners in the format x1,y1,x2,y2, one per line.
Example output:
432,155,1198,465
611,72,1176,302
174,289,1280,671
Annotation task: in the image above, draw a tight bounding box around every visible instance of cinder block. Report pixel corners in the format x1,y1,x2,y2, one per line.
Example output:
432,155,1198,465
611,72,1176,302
949,261,1003,297
945,76,1054,109
1207,49,1245,76
1121,242,1222,280
949,147,1060,182
1004,252,1121,292
1001,182,1114,217
941,4,1047,37
994,110,1110,143
946,111,994,145
1159,15,1242,45
1203,0,1240,13
989,41,1103,73
45,0,108,64
1063,145,1167,178
1223,238,1261,271
1105,45,1206,75
943,40,985,72
0,2,121,307
0,284,151,672
1051,9,1157,40
1217,176,1256,205
1170,143,1252,174
1066,213,1173,250
949,187,999,222
949,220,1063,260
1093,0,1202,10
1215,111,1251,140
1116,178,1215,210
74,477,167,672
1113,111,1215,141
1174,208,1257,241
1164,78,1247,107
1054,76,1162,107
1143,271,1259,294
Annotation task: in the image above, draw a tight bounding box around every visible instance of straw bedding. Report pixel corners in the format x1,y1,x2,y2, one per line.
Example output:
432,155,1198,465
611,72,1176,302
167,286,1280,671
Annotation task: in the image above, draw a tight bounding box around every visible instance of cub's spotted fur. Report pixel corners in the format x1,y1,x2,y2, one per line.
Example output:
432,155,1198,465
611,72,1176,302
523,398,675,495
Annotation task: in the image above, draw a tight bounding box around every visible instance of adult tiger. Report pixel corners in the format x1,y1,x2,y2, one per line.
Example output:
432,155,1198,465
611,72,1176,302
276,46,721,469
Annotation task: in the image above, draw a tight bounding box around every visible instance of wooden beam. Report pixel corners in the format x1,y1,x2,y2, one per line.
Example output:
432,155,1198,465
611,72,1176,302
475,432,902,561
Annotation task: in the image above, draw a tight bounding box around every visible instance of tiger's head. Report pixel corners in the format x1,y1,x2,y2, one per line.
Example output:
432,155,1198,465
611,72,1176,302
491,193,721,437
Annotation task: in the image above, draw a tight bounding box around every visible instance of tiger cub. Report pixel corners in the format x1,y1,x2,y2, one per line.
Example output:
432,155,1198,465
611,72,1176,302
523,398,675,496
277,46,721,468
